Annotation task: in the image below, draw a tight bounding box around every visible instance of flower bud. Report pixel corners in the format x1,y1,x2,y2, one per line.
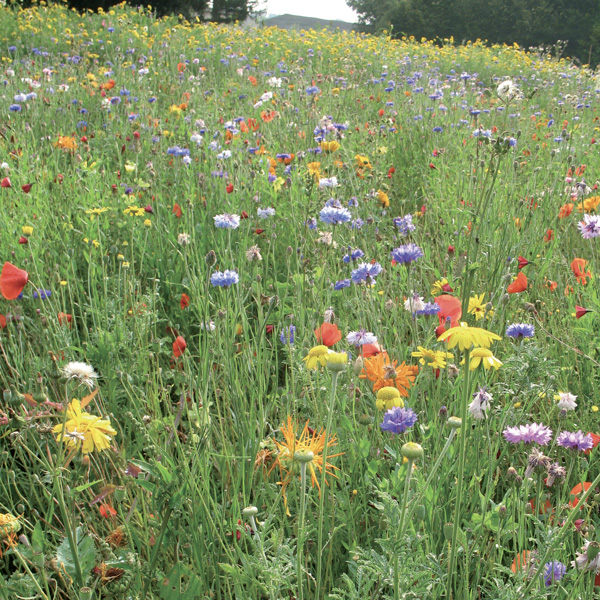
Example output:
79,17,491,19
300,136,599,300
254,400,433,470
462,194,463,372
401,442,424,461
326,352,348,372
242,506,258,518
294,450,314,464
447,416,462,429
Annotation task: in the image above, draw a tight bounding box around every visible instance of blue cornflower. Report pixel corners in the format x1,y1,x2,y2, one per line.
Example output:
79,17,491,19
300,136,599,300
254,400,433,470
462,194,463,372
306,86,320,95
9,104,21,112
506,323,535,338
351,262,382,284
380,406,418,434
319,206,352,225
350,218,364,229
213,213,240,229
416,301,441,316
347,330,377,346
279,324,296,345
306,217,317,230
257,207,275,219
33,289,51,300
343,248,365,263
432,126,443,133
210,270,239,287
334,279,351,290
391,243,424,264
543,561,566,587
393,214,416,236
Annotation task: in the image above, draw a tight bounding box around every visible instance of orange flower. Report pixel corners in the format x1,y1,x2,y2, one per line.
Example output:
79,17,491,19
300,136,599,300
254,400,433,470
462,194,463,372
359,352,418,395
507,272,527,294
180,293,190,309
0,262,29,300
558,203,574,219
577,195,600,212
314,322,341,347
173,203,182,218
261,110,277,123
570,482,593,508
544,228,554,243
571,258,592,284
54,136,77,151
99,503,117,518
248,75,257,86
177,62,186,72
100,79,115,91
173,336,187,358
58,312,72,326
511,551,532,574
435,295,462,328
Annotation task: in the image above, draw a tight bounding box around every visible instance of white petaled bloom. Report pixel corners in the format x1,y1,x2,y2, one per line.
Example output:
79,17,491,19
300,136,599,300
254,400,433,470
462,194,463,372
268,77,282,88
246,245,262,262
200,321,216,331
177,233,190,246
64,428,86,442
324,307,335,323
497,80,518,101
468,386,493,420
346,329,377,346
404,292,425,313
319,177,339,189
62,361,99,389
573,541,600,573
556,391,577,411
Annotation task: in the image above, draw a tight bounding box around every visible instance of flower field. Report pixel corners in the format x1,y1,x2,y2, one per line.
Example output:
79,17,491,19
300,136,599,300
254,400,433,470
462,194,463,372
1,3,600,598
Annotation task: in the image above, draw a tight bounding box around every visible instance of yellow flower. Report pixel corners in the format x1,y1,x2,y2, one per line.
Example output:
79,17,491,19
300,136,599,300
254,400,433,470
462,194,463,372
411,347,453,369
22,226,33,236
53,399,117,454
438,322,501,351
376,190,389,208
354,154,372,170
303,345,331,369
467,347,503,370
144,219,152,228
375,386,404,411
320,141,340,153
577,195,600,213
327,352,348,372
431,278,449,296
124,162,136,173
468,293,492,321
123,206,146,217
85,207,110,220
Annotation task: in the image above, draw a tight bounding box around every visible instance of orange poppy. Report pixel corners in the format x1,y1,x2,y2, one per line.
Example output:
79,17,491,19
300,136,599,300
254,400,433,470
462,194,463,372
0,262,29,300
57,312,72,326
544,228,554,243
99,503,117,518
314,323,341,347
173,336,187,358
100,79,115,91
584,432,600,455
361,343,381,358
0,315,6,328
435,295,462,328
528,497,553,515
173,203,182,218
571,258,592,284
511,551,531,574
248,76,257,86
261,110,277,123
570,482,593,508
507,272,527,294
558,203,574,219
180,293,190,310
177,62,186,72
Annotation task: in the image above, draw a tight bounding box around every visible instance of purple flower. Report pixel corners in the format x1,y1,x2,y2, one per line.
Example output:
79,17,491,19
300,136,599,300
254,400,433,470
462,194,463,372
351,262,382,284
33,289,52,300
380,406,418,434
578,214,600,239
346,329,377,346
543,561,566,587
506,323,535,338
393,214,416,236
319,206,352,225
343,248,364,263
391,243,424,264
257,207,275,219
416,301,441,316
214,213,240,229
556,430,594,451
503,423,553,445
334,279,351,290
210,270,239,287
279,324,296,345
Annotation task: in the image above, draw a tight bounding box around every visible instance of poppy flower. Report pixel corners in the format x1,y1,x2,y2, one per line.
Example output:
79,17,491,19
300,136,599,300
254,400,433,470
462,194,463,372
544,228,554,243
315,322,342,347
1,177,11,188
21,183,33,193
570,482,593,508
99,503,117,518
517,256,531,270
180,293,190,309
575,306,592,319
172,203,182,218
558,203,574,219
528,497,553,515
584,433,600,455
507,272,527,294
58,312,72,326
511,551,531,574
361,343,382,358
571,258,592,284
18,236,27,244
0,315,6,328
435,295,462,329
172,336,187,358
0,262,29,300
226,183,234,194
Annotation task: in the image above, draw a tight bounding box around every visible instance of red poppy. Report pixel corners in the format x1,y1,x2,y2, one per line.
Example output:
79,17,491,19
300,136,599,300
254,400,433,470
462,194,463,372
265,325,274,335
387,167,395,178
361,343,382,358
172,336,187,358
575,305,592,319
528,497,552,515
254,228,264,235
240,211,249,219
0,315,6,328
435,295,462,329
570,482,593,508
99,503,117,518
429,163,436,169
315,322,342,347
172,203,182,218
226,183,234,194
1,177,11,188
584,433,600,455
21,183,33,193
0,262,29,300
517,256,530,270
507,272,527,294
571,258,591,284
18,236,27,244
180,293,190,310
58,312,72,326
544,228,554,243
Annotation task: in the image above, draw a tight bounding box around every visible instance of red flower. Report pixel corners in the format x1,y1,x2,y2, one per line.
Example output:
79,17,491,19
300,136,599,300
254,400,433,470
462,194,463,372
265,325,274,335
569,482,593,508
507,272,527,294
18,236,28,244
584,432,600,455
240,210,249,219
254,228,264,235
173,203,182,218
429,163,436,169
99,503,117,518
0,262,29,300
226,183,234,194
58,312,72,326
571,258,591,284
21,183,33,193
378,108,384,117
172,336,187,358
0,315,6,328
517,256,530,270
361,343,381,358
1,177,11,188
314,322,342,347
544,228,554,243
387,167,395,178
575,305,592,319
435,295,462,329
180,293,190,309
447,245,455,253
441,282,453,292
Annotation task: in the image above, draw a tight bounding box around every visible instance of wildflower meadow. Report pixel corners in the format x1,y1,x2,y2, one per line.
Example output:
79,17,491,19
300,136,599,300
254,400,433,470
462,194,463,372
1,3,600,599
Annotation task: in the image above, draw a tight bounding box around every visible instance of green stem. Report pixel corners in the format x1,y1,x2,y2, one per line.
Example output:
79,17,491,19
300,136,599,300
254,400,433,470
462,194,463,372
315,370,339,598
395,457,415,600
447,351,471,599
12,547,49,600
141,506,173,600
297,462,308,600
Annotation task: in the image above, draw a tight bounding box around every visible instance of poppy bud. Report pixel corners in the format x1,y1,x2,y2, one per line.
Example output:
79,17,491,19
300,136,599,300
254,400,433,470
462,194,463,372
1,177,11,188
21,183,33,193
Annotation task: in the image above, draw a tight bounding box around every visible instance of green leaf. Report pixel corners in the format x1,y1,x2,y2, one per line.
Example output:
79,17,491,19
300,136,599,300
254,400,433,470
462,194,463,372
159,563,203,599
73,479,103,493
56,527,97,584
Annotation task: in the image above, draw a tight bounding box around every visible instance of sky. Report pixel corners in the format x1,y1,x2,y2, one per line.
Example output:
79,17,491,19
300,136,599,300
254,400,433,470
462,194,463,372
264,0,359,22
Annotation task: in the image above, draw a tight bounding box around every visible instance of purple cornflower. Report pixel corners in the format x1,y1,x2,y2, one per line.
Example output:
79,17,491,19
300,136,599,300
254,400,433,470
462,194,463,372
380,406,418,434
214,213,240,229
257,207,275,219
416,301,441,316
578,214,600,239
468,386,492,420
33,289,51,300
506,323,535,338
556,430,594,451
503,423,553,445
343,248,365,263
210,270,239,287
391,243,424,264
351,262,382,284
334,279,351,290
346,330,377,346
543,561,566,587
393,214,416,236
279,324,296,345
319,206,352,225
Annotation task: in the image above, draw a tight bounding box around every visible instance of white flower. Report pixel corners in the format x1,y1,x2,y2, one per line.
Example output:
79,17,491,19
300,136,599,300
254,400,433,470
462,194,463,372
260,91,273,102
556,391,577,411
177,233,190,246
404,292,425,313
268,77,282,88
319,177,339,189
497,80,518,101
468,387,493,420
62,362,98,389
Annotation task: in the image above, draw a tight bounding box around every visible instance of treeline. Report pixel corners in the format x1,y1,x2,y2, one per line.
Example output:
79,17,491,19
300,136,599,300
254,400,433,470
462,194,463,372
347,0,600,66
9,0,257,22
